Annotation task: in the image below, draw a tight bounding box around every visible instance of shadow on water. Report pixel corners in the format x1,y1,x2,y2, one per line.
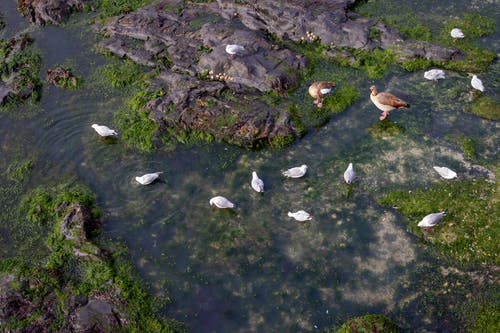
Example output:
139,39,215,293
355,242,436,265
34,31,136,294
0,1,498,332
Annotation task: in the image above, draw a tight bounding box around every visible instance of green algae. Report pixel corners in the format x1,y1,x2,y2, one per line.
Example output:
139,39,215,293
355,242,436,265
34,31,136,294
367,119,405,138
442,13,496,40
445,134,477,160
115,88,161,153
379,179,499,265
333,314,399,333
470,96,500,120
355,1,497,74
21,183,98,225
94,0,158,18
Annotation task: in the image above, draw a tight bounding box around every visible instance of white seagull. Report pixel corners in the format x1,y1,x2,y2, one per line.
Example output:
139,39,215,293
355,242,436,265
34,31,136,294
343,162,355,184
450,28,465,39
225,44,245,56
433,166,457,180
135,172,163,185
418,211,446,228
251,171,265,193
209,196,235,209
471,75,484,92
424,69,446,82
288,210,312,222
92,124,118,137
282,165,308,178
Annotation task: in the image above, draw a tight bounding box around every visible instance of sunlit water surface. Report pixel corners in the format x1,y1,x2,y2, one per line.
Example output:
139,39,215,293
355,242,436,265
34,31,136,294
0,1,498,332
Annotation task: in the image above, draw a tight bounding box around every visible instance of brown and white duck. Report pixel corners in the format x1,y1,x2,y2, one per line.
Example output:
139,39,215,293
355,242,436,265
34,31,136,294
308,81,336,108
369,85,409,120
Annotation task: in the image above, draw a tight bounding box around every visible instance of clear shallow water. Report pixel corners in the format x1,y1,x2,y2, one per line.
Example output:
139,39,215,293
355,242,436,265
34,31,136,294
0,1,498,332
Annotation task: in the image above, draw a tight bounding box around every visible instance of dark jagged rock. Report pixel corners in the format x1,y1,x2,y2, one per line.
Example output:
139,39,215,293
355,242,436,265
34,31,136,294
17,0,90,25
97,0,463,148
0,34,41,107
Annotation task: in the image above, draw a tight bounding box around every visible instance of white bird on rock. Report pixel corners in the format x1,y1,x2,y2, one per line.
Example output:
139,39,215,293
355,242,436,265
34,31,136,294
209,196,235,209
450,28,465,39
92,124,118,137
288,210,312,222
433,166,457,180
135,172,163,185
225,44,245,56
471,75,484,92
418,211,446,228
282,165,308,178
343,162,355,184
251,171,265,193
424,69,446,82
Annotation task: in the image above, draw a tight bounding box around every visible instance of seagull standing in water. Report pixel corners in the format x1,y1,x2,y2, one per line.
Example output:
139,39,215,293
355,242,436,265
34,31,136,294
343,163,355,184
251,171,265,193
209,196,235,209
92,124,118,137
288,210,313,221
282,165,308,178
135,172,163,185
471,75,484,92
418,211,446,228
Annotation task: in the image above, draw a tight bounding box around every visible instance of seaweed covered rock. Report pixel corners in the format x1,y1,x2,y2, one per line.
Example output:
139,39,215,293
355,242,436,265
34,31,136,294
47,66,80,88
0,34,41,106
97,0,463,148
60,203,101,258
17,0,91,25
1,184,179,332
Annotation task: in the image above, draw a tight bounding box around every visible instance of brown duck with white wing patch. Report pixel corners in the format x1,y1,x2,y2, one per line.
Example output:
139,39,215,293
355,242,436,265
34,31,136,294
369,85,409,120
308,81,336,108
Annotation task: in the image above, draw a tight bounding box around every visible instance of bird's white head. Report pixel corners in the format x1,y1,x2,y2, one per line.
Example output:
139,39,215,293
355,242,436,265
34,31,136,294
91,124,99,128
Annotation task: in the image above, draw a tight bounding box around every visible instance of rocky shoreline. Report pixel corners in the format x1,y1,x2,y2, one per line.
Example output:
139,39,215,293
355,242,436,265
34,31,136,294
11,0,465,148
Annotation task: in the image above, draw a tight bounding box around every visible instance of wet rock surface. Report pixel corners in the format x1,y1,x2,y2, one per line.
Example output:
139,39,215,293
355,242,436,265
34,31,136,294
17,0,91,25
0,34,41,106
97,0,463,148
